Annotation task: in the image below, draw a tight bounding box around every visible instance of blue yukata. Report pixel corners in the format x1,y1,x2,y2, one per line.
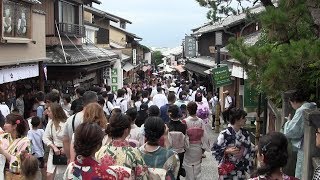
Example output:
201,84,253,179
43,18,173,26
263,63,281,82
283,102,316,179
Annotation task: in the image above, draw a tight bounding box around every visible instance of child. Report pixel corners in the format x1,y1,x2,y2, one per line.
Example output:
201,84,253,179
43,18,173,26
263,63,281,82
20,151,42,180
27,117,45,170
167,104,187,180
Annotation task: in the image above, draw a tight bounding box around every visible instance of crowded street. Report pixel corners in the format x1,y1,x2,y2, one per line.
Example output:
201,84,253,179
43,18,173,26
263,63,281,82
1,0,320,179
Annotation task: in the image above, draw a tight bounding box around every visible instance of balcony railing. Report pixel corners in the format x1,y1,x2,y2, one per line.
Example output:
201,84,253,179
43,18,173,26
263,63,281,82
57,23,85,37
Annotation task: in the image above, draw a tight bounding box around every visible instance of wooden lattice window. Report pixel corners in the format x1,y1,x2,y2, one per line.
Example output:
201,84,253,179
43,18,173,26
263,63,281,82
1,0,32,40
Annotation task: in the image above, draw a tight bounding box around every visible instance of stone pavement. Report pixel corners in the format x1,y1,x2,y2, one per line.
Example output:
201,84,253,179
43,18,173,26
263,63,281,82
180,128,220,180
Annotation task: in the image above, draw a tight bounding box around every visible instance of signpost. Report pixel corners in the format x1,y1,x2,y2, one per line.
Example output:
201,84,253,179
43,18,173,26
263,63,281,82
184,36,196,58
212,66,232,88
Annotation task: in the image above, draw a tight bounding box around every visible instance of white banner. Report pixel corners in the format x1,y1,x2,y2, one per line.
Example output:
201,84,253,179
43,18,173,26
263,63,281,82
0,63,39,84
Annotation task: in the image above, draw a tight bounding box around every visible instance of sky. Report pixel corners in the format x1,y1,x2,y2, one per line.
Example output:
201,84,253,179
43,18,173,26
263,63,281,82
94,0,210,48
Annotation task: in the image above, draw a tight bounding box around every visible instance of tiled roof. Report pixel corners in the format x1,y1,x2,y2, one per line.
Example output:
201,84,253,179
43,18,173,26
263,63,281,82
46,45,119,65
26,0,41,4
193,5,265,35
188,56,216,68
220,31,261,53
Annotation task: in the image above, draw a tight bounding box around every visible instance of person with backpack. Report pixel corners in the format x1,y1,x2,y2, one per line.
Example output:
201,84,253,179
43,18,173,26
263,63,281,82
62,91,98,162
101,91,114,118
195,92,210,125
183,102,211,180
135,90,153,111
114,89,128,113
35,91,46,123
222,90,234,125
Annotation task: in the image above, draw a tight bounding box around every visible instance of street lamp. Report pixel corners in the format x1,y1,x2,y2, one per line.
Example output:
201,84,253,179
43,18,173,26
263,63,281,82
214,31,223,133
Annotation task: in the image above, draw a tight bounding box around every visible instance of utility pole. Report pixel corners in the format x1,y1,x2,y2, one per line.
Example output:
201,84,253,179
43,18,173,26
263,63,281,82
215,31,223,133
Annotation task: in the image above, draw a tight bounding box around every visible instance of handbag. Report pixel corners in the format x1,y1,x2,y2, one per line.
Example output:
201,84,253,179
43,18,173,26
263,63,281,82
52,149,67,165
50,124,67,165
218,155,235,176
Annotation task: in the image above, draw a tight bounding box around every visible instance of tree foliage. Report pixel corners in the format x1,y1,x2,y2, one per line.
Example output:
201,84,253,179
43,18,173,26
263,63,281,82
196,0,320,103
151,51,164,66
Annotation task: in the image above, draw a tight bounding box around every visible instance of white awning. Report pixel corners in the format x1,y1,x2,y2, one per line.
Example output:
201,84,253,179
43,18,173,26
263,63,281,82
122,63,135,72
231,65,248,79
110,42,125,49
0,63,39,84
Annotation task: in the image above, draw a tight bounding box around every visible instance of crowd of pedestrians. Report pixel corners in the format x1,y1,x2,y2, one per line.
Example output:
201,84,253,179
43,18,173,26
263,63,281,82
0,77,315,179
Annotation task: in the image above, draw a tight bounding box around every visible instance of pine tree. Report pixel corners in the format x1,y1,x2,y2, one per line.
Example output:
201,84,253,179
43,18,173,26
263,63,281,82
196,0,320,103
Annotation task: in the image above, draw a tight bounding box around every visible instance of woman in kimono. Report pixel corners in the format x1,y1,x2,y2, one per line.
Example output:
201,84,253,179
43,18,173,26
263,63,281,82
64,122,132,179
95,113,149,179
0,113,30,180
43,103,68,180
139,116,180,179
283,89,316,179
212,108,255,180
183,102,211,180
167,104,187,180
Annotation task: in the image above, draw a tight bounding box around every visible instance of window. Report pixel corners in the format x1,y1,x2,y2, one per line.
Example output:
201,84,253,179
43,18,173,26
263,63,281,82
58,0,77,24
1,0,31,39
120,22,126,29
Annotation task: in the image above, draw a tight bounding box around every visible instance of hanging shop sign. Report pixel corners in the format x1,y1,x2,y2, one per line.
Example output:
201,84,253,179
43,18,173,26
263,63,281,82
212,66,232,88
0,63,39,84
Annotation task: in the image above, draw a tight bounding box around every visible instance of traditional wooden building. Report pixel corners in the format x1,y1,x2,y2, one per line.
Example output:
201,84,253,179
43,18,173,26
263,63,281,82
0,0,46,108
34,0,119,93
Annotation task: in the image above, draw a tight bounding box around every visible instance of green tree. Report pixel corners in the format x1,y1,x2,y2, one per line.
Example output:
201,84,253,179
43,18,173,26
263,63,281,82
152,51,164,66
196,0,320,103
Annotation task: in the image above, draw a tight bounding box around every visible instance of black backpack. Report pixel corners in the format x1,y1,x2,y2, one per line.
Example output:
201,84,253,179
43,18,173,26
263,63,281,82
140,99,150,110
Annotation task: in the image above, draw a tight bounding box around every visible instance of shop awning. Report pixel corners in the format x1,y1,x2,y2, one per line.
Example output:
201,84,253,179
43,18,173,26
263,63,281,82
123,63,135,72
142,65,151,72
174,65,185,73
231,64,248,79
184,62,210,77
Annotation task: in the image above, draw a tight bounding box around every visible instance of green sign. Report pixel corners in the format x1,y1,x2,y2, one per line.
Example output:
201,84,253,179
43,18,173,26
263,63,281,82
111,85,118,92
212,66,232,88
244,81,259,108
111,69,117,76
111,77,118,83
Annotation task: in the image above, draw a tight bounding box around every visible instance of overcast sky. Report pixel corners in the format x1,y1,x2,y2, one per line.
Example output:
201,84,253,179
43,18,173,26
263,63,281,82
94,0,210,48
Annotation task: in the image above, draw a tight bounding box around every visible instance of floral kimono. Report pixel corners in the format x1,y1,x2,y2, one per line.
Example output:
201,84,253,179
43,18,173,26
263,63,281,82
249,174,299,180
95,139,149,180
64,156,133,180
212,126,255,180
0,133,31,178
139,144,180,180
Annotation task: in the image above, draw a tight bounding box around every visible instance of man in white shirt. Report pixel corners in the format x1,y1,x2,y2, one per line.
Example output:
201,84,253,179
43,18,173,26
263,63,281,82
150,84,158,98
63,91,98,161
209,93,219,129
152,87,168,108
135,90,153,111
0,102,10,118
115,89,128,113
222,90,233,124
102,91,114,116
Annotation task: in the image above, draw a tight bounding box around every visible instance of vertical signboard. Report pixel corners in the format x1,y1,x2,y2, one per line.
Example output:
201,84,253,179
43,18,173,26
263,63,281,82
132,49,137,66
184,36,196,58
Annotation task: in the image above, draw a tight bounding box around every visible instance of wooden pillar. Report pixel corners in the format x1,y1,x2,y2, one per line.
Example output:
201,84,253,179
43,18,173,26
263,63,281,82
303,109,320,180
38,61,44,92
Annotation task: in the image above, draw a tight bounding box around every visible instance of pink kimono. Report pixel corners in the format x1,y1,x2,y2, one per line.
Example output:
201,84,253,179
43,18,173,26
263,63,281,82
183,116,211,180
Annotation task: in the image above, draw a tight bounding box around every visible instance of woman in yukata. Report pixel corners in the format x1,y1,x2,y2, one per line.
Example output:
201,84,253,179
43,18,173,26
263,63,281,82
183,102,211,180
64,122,132,179
0,113,30,180
249,132,298,180
95,113,149,179
212,108,255,180
139,116,180,179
